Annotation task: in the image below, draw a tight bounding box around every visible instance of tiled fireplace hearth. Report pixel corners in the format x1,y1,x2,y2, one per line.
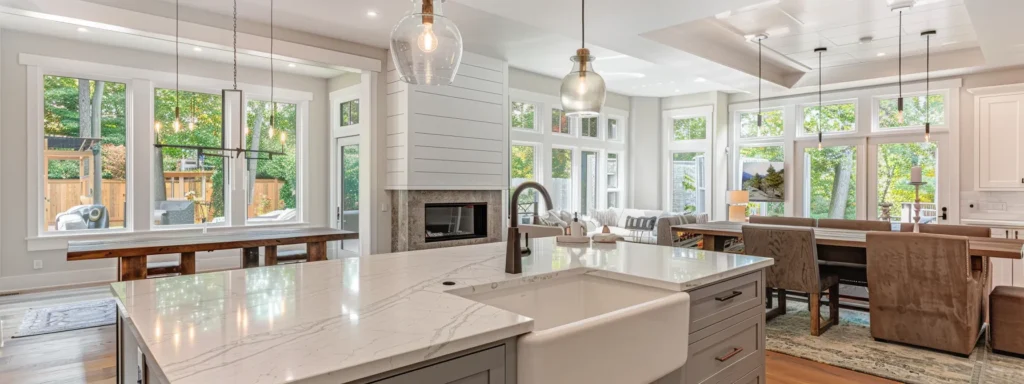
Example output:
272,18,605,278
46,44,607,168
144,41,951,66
391,190,502,252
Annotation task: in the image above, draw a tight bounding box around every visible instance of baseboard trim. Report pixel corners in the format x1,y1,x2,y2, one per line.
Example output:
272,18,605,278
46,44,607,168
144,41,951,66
0,255,243,295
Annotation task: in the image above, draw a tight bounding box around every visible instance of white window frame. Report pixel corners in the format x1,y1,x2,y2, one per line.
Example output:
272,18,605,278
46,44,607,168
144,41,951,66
794,137,868,220
606,151,623,208
549,144,577,212
663,105,713,213
242,96,308,226
606,115,625,143
24,53,312,247
796,98,860,138
734,142,787,216
734,107,785,141
511,100,539,132
510,141,542,188
576,116,602,140
870,89,952,133
551,107,572,136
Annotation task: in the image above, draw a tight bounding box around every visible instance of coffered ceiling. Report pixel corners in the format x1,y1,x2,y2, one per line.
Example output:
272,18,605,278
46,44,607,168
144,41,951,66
30,0,1024,97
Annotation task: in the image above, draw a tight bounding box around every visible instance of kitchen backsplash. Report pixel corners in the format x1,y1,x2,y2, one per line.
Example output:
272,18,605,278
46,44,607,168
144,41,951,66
960,191,1024,222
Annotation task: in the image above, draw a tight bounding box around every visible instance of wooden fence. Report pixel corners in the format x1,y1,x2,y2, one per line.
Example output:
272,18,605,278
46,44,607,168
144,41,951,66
45,178,284,227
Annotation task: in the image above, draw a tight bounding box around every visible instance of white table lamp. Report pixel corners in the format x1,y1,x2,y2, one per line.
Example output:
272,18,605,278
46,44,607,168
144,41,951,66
727,190,750,222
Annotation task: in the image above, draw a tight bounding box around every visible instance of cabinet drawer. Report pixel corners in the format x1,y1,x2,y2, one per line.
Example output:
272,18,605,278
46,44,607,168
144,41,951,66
688,271,763,333
371,345,505,384
736,365,765,384
685,312,764,384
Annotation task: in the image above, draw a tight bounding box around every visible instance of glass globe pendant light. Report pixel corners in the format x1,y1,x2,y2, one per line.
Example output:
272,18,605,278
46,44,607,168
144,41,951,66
560,0,605,117
390,0,463,85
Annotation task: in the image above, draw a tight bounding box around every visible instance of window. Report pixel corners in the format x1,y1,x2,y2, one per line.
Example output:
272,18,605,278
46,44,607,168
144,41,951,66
738,109,783,138
580,117,599,138
339,99,359,126
552,108,570,135
670,152,706,213
802,102,856,135
877,142,937,223
738,145,785,217
607,118,620,141
551,148,574,211
510,144,538,223
804,145,857,219
580,151,599,214
511,101,536,131
607,153,620,208
246,100,298,223
153,89,224,226
43,75,128,232
673,116,707,141
879,94,944,129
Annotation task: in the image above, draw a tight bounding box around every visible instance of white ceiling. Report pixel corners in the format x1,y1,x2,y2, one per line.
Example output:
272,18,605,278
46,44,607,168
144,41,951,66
30,0,1024,97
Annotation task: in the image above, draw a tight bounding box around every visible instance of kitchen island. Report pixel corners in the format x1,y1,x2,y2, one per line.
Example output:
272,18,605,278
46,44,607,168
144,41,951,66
111,239,772,384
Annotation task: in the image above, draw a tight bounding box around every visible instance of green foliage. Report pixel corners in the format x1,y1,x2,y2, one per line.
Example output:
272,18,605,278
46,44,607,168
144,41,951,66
807,145,857,219
247,100,298,210
511,102,535,130
551,148,572,179
877,142,936,221
739,109,783,138
340,99,360,126
672,152,702,212
48,160,81,179
342,145,360,210
551,109,569,134
879,94,944,128
803,102,856,134
155,89,226,218
673,117,706,141
511,145,535,180
43,75,127,180
580,117,598,137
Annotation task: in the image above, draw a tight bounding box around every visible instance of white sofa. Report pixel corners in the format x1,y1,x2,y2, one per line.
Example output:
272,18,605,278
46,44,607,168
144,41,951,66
520,208,708,244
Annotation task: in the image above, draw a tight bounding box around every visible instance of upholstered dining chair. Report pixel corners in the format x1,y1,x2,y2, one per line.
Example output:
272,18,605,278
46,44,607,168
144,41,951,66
866,232,985,356
748,215,816,227
742,225,839,336
817,218,892,232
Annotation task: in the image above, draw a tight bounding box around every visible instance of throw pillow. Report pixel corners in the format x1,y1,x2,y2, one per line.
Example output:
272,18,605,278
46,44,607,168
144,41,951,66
557,210,573,224
543,211,568,228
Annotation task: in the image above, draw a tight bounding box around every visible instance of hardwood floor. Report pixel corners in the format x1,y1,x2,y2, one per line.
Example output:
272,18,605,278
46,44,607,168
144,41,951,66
767,351,901,384
0,286,898,384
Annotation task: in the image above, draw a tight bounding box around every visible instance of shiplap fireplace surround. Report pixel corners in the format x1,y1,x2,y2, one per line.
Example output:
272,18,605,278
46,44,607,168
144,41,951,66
385,52,510,251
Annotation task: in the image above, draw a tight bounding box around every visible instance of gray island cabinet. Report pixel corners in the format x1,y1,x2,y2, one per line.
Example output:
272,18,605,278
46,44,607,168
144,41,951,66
111,240,771,384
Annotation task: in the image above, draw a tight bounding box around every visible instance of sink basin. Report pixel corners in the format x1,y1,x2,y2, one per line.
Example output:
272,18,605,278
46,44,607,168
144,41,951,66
457,274,690,384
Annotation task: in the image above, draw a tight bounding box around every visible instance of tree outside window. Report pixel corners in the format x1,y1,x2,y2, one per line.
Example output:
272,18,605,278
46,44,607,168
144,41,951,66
340,99,359,126
802,102,856,134
552,108,570,134
43,75,127,231
673,117,707,141
551,148,573,211
877,142,937,222
806,145,857,219
511,102,535,130
154,89,224,225
879,94,944,129
580,117,598,138
671,152,705,213
246,100,298,222
739,109,783,138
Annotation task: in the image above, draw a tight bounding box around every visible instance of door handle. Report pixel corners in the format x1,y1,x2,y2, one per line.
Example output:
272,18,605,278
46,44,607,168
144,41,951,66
940,207,948,220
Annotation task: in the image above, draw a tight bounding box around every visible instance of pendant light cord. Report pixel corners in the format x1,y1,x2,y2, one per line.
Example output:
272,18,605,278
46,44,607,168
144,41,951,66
898,10,902,99
818,50,823,138
270,0,275,129
175,0,179,116
925,33,930,124
581,0,585,48
758,38,762,126
233,0,238,91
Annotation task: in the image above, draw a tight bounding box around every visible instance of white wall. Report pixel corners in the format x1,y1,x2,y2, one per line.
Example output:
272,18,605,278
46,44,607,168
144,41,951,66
629,97,661,209
0,30,332,291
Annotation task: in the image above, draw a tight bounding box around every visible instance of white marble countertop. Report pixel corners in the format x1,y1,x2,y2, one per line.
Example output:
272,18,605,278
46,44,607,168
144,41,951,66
110,239,772,384
962,218,1024,228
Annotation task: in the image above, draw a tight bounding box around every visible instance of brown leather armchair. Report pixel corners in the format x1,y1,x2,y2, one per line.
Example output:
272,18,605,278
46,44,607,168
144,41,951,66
866,232,984,356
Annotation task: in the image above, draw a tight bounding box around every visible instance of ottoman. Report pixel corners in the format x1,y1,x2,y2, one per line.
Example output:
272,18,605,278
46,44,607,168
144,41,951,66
991,285,1024,356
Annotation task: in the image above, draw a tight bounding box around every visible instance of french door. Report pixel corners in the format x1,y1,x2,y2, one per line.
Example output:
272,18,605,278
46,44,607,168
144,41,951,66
793,134,951,223
334,136,360,256
867,133,952,225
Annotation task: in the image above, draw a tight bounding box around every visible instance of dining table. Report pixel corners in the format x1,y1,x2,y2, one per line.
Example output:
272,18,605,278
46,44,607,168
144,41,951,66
672,221,1024,291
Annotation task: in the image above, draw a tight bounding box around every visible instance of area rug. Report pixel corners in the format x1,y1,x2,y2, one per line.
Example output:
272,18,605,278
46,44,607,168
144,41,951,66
13,298,116,338
766,301,1024,384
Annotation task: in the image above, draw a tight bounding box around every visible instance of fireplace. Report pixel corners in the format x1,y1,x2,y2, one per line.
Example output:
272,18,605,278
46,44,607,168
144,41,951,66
424,203,488,243
391,190,502,251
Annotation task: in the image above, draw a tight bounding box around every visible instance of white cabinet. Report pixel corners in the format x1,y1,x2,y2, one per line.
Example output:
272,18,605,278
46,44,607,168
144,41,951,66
975,92,1024,190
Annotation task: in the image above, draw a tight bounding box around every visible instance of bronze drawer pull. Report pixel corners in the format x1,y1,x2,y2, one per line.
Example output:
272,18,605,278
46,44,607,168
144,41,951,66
715,347,744,362
715,291,742,302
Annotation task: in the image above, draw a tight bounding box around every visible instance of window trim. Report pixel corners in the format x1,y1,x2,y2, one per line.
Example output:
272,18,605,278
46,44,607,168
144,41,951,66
550,107,573,136
510,141,542,188
605,115,625,143
734,107,785,141
870,89,951,133
606,151,623,208
510,100,539,132
796,98,859,138
576,116,602,140
549,144,577,212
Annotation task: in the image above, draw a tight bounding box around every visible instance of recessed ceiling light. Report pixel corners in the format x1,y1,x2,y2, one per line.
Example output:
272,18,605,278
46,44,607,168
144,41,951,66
366,10,378,18
877,52,886,57
694,77,707,83
675,89,681,92
77,27,88,33
288,63,297,68
193,47,202,52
